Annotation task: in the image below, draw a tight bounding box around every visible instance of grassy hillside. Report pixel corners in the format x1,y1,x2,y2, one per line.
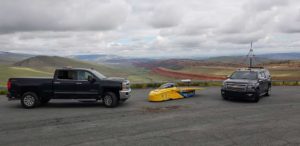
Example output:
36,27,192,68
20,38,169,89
0,64,52,86
14,56,128,77
0,56,132,86
1,55,299,87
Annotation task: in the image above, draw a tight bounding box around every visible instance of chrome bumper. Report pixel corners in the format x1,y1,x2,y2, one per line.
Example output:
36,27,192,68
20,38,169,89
119,88,131,101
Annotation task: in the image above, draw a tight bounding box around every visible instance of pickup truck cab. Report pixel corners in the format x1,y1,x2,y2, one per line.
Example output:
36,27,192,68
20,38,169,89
221,67,271,102
7,68,131,108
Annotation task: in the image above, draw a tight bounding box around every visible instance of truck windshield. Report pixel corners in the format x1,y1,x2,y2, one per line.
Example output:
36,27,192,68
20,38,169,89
91,70,106,79
230,71,257,80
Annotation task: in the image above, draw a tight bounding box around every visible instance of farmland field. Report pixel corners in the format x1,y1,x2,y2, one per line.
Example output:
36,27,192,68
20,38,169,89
0,55,299,87
152,61,300,81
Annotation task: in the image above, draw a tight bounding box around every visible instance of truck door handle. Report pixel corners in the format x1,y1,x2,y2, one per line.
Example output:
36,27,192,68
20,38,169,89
76,82,82,85
54,82,61,84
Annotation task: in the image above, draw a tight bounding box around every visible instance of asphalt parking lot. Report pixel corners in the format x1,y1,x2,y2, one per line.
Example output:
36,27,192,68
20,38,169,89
0,86,300,146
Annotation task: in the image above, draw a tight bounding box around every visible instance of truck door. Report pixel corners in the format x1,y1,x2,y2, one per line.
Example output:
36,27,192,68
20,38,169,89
76,70,99,99
54,70,78,98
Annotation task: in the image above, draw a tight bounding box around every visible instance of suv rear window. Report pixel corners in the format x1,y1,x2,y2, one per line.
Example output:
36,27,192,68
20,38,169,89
230,71,257,80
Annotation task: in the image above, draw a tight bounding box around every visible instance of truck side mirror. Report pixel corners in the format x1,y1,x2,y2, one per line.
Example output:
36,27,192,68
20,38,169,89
226,75,230,78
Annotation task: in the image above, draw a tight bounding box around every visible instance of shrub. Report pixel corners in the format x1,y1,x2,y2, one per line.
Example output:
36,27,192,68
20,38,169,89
0,90,7,95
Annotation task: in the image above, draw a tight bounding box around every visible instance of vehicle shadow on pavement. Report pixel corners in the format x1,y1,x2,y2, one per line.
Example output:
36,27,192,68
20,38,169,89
145,94,203,103
10,101,130,109
224,96,268,103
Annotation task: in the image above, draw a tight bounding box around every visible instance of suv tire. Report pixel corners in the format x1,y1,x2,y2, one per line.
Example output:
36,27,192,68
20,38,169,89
222,94,229,100
253,92,260,103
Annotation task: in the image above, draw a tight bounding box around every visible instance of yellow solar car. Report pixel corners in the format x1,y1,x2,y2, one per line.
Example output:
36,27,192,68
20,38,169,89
148,83,204,102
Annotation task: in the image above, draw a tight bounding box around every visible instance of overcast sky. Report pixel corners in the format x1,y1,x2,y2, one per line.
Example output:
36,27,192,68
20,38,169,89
0,0,300,58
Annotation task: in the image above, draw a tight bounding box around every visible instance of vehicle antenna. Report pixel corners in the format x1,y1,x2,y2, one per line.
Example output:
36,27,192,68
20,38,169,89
246,41,255,68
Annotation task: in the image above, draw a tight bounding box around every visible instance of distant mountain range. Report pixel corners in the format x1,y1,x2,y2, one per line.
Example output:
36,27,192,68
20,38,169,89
257,53,300,60
14,55,127,77
1,51,299,66
0,51,33,64
69,54,124,62
204,52,300,63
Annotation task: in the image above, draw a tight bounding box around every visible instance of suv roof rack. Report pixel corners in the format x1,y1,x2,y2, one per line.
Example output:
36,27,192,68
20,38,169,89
248,66,264,69
237,67,265,71
63,66,73,69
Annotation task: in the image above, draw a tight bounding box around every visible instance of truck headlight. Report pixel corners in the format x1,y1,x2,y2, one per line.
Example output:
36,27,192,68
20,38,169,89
122,80,130,90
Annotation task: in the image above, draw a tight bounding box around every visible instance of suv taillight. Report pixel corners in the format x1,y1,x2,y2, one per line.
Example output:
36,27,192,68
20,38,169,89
7,80,11,91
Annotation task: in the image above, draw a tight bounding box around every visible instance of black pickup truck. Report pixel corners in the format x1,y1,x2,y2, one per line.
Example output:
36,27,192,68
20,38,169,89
7,68,131,108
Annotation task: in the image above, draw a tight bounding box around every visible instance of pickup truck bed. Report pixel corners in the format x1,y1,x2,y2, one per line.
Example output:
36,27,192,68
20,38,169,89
8,78,53,100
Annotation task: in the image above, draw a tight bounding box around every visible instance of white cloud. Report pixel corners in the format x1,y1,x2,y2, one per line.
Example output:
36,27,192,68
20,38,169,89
0,0,130,33
0,0,300,57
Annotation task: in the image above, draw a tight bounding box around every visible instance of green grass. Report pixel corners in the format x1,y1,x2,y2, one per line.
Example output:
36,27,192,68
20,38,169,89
15,56,128,77
0,65,53,86
269,69,300,80
0,89,7,95
117,65,176,83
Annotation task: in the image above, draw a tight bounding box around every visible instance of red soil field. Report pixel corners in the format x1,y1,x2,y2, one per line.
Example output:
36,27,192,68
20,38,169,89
152,67,226,81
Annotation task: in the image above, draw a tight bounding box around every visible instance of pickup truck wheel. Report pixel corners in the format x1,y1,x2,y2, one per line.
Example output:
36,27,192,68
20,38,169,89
21,92,40,109
103,92,118,108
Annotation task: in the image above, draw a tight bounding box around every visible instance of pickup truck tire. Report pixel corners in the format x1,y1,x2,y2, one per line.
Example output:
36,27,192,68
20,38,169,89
103,92,118,108
21,92,40,109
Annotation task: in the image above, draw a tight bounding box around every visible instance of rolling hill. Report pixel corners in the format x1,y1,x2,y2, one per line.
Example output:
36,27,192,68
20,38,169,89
0,55,135,86
13,56,128,77
0,51,33,64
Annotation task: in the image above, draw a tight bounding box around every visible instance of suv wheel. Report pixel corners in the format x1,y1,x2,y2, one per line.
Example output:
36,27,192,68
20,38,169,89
222,94,229,100
21,92,40,109
103,92,118,108
253,92,260,103
265,86,271,96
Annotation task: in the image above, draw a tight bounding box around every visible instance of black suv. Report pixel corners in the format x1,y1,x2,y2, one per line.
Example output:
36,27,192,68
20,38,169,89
221,67,271,102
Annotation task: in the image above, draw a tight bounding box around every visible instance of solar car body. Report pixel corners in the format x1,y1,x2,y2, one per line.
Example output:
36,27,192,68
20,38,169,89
148,83,204,102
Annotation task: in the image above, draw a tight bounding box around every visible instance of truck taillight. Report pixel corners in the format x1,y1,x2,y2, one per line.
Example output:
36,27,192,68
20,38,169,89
7,80,11,90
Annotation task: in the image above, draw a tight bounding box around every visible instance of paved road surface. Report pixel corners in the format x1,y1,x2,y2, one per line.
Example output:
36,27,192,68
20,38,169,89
0,86,300,146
